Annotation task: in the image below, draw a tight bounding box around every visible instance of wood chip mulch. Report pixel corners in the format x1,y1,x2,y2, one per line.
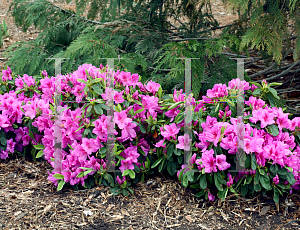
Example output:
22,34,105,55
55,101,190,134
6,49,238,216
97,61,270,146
0,156,300,230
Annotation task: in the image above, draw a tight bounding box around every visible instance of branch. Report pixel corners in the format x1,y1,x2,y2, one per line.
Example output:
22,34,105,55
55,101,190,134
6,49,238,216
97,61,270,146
168,37,211,42
253,59,300,82
51,3,131,27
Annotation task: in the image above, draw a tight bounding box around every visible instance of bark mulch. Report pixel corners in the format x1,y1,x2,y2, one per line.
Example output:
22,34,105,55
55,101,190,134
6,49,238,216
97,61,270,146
0,156,300,230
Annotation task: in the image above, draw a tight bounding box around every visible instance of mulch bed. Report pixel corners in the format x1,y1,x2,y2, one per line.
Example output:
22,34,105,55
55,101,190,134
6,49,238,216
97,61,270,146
1,1,300,229
0,156,300,230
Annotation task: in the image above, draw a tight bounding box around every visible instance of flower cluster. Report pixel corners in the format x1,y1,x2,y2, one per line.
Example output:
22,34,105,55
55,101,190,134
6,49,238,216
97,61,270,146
1,63,300,203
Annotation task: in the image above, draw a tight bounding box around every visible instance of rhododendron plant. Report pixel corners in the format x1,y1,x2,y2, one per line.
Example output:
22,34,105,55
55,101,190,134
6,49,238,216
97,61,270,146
1,63,300,206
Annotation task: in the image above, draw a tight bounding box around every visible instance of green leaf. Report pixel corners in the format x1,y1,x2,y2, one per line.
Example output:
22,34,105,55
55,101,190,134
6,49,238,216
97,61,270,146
174,147,181,156
122,169,130,176
167,143,175,159
167,162,177,176
266,124,279,137
278,167,287,176
194,190,205,198
33,144,44,150
158,86,162,99
251,154,257,170
92,83,103,95
185,170,194,182
53,173,64,180
218,187,228,199
182,173,189,187
214,172,224,191
151,156,164,168
268,87,280,99
76,125,85,132
254,171,260,184
259,168,265,175
241,184,248,197
175,112,184,124
77,79,87,84
57,180,65,191
254,183,261,192
268,82,282,87
139,123,146,133
36,150,44,158
265,93,276,107
273,187,279,204
286,171,296,185
192,111,198,121
168,101,183,110
134,108,144,116
158,158,166,172
115,104,122,112
200,174,207,190
259,173,272,190
94,104,103,114
0,130,7,147
252,88,262,95
128,169,135,179
270,164,278,174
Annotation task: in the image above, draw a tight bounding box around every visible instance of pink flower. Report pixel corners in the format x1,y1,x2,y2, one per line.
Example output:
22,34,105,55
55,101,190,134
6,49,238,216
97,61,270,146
145,80,161,94
201,149,217,173
0,150,9,159
227,173,233,187
101,87,114,101
177,164,190,178
165,108,180,122
119,122,137,142
258,108,275,128
189,153,197,166
155,139,166,148
119,158,135,172
114,90,124,104
81,138,99,155
276,114,291,131
23,74,35,87
116,175,126,185
289,117,300,131
216,154,231,170
273,175,279,185
205,125,221,147
114,111,132,129
15,77,24,90
207,191,215,201
251,84,258,92
0,114,9,129
206,83,228,98
227,78,250,91
176,134,192,151
42,70,48,78
6,139,16,153
160,123,180,141
173,89,185,102
141,95,159,113
123,146,139,162
1,66,12,82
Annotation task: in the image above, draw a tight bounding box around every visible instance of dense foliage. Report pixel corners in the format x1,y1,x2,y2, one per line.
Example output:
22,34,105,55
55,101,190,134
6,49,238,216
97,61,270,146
1,63,300,204
4,0,256,100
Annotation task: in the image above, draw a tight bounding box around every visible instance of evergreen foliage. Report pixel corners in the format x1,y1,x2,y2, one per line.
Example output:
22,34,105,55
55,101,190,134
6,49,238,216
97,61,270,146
222,0,300,65
5,0,274,99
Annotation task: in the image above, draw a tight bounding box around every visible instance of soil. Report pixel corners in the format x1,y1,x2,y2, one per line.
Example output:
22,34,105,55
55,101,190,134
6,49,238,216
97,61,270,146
0,156,300,230
1,1,300,230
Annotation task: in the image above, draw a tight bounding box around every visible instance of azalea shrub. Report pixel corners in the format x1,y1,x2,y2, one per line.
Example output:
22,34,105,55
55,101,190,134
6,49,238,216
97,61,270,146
0,64,300,203
176,79,300,204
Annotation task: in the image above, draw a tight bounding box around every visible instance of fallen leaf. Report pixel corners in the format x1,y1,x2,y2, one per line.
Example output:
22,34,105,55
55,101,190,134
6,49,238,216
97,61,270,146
121,208,130,216
185,215,194,222
108,215,124,222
